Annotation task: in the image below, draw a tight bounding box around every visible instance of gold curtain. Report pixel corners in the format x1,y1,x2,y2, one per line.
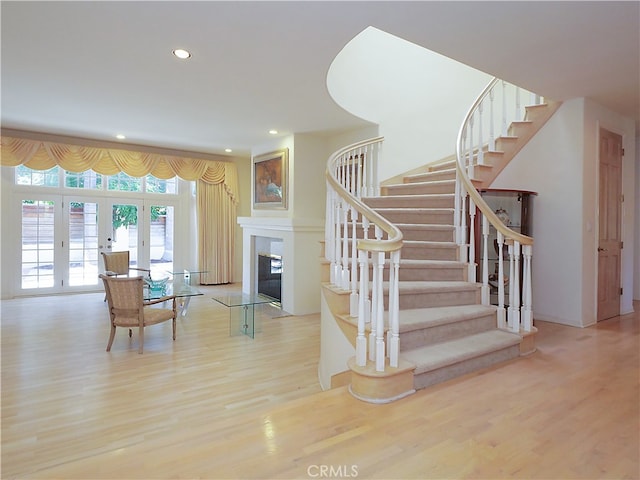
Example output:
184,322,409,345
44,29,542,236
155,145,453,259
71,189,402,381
197,179,236,284
2,135,240,283
0,136,238,193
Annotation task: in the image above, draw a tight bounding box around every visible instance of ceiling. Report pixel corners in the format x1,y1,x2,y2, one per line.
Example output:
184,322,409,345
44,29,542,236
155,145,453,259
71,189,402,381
2,1,638,158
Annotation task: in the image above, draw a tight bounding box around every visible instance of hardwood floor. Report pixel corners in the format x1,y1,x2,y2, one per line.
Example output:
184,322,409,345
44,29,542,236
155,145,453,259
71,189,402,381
1,287,638,479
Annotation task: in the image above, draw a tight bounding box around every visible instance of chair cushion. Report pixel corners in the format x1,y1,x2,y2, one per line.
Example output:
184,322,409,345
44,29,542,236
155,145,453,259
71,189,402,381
143,307,175,326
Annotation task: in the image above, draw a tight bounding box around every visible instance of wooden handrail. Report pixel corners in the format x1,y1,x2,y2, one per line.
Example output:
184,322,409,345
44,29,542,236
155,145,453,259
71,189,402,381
325,137,403,252
455,78,534,246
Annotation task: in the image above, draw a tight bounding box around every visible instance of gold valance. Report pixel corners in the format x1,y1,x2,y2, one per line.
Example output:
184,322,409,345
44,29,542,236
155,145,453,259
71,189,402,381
1,136,238,203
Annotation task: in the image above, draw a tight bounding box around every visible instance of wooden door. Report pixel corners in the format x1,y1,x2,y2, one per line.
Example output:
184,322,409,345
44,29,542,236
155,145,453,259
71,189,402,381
597,129,623,321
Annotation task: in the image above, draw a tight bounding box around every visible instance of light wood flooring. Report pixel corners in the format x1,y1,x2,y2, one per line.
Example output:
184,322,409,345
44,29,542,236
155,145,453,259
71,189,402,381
1,285,638,479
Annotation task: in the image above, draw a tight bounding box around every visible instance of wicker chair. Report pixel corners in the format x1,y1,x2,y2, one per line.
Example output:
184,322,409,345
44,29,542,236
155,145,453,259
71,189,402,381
100,274,177,354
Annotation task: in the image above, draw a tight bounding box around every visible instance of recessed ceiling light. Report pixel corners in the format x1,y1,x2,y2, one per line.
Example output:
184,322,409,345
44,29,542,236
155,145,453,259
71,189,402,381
115,134,126,140
225,148,232,153
269,130,278,135
172,48,191,60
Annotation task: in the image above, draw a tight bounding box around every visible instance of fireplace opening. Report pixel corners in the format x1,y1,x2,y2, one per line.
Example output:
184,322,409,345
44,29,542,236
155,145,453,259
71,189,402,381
257,253,282,303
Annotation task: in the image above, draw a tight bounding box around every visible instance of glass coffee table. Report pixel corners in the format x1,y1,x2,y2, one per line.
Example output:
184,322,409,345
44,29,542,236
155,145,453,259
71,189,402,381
211,293,275,338
144,281,203,317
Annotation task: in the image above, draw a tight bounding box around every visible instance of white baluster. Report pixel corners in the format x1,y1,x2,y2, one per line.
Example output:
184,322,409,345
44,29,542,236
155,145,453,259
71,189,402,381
481,214,490,305
331,197,341,285
509,241,520,333
356,152,363,199
468,197,477,282
460,193,468,263
362,217,371,324
489,87,496,151
515,86,521,121
356,249,367,366
496,231,506,328
454,173,462,245
362,149,370,198
341,201,350,289
477,101,484,165
371,147,380,197
522,244,533,331
374,251,386,372
509,241,521,333
507,242,515,329
467,114,475,179
501,80,508,136
368,226,382,361
387,250,401,368
349,207,359,317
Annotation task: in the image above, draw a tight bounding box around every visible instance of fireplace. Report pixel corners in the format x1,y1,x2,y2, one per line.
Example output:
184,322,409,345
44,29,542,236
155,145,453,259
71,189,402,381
257,254,281,302
238,216,324,315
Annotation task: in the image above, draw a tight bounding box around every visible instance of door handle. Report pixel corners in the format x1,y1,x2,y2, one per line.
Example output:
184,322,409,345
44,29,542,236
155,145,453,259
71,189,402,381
597,247,607,252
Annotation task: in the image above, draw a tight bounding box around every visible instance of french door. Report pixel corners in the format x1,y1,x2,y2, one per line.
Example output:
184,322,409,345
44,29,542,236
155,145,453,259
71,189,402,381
17,195,177,295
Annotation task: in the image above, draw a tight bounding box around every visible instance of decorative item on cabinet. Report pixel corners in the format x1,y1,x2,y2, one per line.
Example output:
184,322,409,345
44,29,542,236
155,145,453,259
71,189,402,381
474,188,536,307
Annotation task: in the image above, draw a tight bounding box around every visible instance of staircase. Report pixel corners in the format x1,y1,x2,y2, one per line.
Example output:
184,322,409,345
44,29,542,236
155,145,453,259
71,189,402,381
322,79,560,403
363,161,521,395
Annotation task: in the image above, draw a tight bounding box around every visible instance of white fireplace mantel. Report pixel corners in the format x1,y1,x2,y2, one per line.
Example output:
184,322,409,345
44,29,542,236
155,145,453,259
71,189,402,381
238,216,324,315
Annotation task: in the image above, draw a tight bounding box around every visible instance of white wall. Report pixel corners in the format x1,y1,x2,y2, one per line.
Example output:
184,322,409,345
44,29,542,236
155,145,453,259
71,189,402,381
492,100,586,326
327,26,491,181
492,98,637,326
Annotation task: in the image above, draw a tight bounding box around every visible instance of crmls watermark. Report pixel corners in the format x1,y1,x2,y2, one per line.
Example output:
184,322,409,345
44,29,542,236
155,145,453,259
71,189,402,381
307,464,359,478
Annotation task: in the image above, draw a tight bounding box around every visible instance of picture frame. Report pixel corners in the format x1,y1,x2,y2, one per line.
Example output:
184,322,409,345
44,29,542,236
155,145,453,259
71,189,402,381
252,148,288,209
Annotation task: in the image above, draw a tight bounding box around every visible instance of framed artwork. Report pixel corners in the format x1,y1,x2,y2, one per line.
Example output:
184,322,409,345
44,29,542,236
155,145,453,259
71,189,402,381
252,148,288,209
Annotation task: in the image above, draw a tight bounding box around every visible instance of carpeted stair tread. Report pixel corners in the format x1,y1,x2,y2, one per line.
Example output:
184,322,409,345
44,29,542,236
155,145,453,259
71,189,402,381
401,330,521,374
395,304,497,332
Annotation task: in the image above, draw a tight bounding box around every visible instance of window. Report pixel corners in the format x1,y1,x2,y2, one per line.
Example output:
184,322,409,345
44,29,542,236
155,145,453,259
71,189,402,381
107,172,143,192
145,174,177,194
15,166,177,195
16,165,60,187
65,170,103,190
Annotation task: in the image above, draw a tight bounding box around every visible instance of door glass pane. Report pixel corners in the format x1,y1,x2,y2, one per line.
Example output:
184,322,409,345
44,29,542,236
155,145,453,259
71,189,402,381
21,200,55,289
149,204,174,278
68,201,99,286
111,204,140,267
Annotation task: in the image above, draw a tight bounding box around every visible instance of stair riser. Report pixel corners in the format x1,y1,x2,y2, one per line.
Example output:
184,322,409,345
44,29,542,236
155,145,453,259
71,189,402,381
375,210,453,225
396,289,480,309
402,245,459,261
412,345,520,390
364,196,454,209
396,267,466,282
404,170,455,183
381,182,455,196
399,228,454,242
428,161,457,173
400,313,496,350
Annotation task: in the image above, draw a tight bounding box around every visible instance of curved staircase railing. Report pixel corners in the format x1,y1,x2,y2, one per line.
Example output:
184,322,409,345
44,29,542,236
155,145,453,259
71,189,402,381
455,77,540,333
325,137,403,371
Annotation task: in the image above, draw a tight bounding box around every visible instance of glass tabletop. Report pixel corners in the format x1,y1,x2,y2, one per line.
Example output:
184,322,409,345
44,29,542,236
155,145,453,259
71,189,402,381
166,269,208,275
144,281,203,301
211,292,275,308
